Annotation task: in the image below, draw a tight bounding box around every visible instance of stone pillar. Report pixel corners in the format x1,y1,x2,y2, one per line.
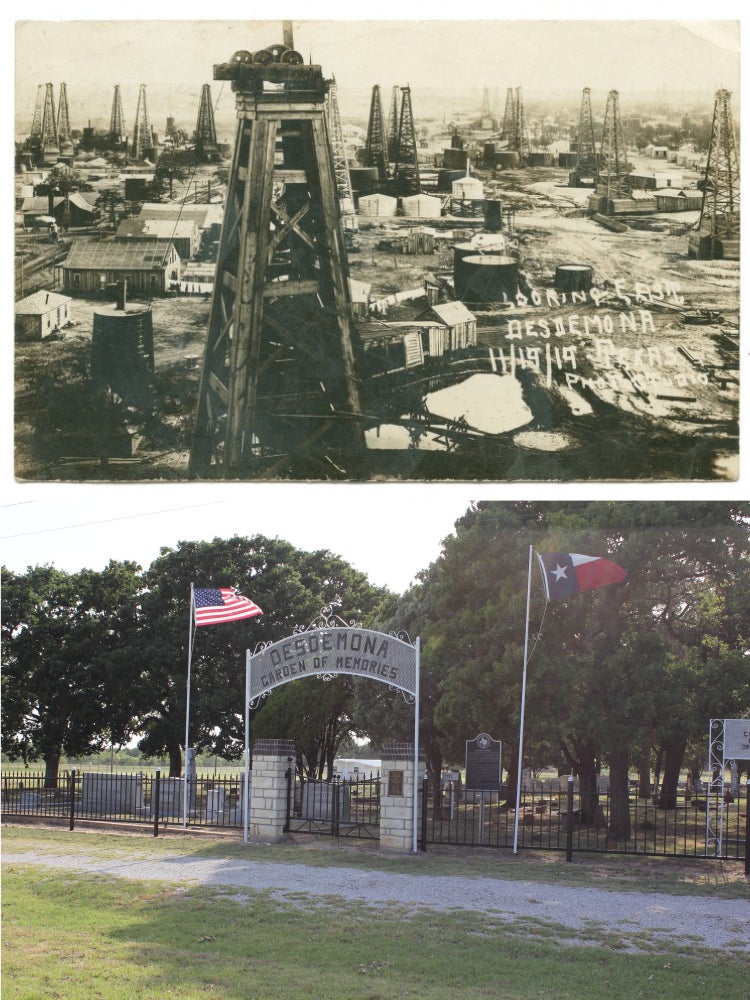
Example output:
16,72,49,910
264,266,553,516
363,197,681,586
248,739,295,843
379,742,426,853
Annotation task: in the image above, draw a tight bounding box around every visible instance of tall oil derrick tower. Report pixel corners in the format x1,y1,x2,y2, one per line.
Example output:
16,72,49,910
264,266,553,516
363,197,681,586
40,82,60,165
500,87,515,142
364,84,389,182
56,82,73,153
189,42,364,480
599,90,629,204
131,84,152,160
194,83,219,162
386,84,400,163
30,85,44,141
511,86,530,164
480,86,492,127
391,85,421,196
570,87,598,188
690,89,740,260
325,76,357,230
109,84,126,149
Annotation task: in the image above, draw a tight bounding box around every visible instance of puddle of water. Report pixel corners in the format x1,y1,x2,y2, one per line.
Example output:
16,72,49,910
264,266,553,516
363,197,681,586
425,373,533,435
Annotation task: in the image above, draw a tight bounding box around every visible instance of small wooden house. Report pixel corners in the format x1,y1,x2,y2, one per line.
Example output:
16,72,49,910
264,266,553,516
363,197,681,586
15,289,72,339
59,238,180,296
429,301,477,350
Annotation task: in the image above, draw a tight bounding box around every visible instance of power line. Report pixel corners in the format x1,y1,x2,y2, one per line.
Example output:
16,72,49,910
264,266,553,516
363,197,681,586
1,501,225,540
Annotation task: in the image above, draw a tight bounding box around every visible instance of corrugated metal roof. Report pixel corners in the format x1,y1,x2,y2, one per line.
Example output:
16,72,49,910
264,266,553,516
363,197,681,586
15,289,71,314
117,218,197,239
62,239,177,270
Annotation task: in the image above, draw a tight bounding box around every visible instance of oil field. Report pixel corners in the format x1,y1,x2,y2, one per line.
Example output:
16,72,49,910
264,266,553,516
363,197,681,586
13,20,740,481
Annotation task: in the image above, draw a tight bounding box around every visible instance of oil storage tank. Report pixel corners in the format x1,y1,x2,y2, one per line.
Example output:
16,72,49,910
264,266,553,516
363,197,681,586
401,193,442,218
554,263,594,293
494,151,520,169
91,285,155,408
455,254,519,303
358,193,398,218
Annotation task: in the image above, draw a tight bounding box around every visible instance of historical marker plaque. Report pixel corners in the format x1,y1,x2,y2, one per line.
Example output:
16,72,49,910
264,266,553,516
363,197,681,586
465,733,502,790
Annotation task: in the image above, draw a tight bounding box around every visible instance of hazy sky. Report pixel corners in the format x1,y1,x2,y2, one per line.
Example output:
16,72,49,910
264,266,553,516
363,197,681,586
14,16,741,134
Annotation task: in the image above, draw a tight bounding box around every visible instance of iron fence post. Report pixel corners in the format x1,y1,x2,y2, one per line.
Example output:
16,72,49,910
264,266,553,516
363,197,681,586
565,776,575,862
68,768,76,831
744,780,749,877
284,760,293,834
153,769,161,838
420,774,428,852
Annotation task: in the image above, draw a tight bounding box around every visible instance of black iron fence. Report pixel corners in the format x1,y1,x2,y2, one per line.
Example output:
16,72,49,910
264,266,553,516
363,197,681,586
420,777,749,860
286,774,380,840
1,770,244,831
4,767,747,864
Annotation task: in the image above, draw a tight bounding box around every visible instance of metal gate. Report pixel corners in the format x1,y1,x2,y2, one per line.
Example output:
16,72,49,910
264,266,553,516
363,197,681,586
285,773,380,841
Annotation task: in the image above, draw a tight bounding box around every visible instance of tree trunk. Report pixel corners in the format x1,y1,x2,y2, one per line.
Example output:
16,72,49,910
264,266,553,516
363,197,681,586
638,753,652,800
658,739,687,809
44,751,61,789
608,748,631,842
169,742,182,778
564,738,604,827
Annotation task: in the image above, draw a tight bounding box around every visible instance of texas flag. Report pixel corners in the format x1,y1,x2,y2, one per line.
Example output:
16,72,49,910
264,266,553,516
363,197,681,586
537,552,627,601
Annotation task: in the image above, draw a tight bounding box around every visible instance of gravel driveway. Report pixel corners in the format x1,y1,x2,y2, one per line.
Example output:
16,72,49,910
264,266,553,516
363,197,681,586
4,850,748,954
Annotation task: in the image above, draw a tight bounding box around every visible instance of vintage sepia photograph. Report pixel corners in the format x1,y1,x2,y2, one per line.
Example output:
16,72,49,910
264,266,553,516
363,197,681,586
13,18,740,482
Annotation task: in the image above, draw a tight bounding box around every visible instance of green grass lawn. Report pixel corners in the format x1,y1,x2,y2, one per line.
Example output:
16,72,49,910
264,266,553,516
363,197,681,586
2,825,749,1000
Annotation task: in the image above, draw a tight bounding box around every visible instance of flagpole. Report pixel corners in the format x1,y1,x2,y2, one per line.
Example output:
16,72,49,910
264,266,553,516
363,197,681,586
183,583,195,830
243,650,251,844
513,544,534,854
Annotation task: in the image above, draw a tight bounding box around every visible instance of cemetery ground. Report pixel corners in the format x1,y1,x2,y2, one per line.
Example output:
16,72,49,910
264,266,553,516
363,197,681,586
2,826,748,1000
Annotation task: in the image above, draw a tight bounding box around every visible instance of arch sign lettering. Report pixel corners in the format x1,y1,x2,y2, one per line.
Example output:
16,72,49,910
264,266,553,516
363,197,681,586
242,624,421,850
247,627,418,700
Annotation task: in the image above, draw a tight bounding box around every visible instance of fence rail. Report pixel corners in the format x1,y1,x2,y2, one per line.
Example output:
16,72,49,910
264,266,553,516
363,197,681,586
3,768,747,864
1,769,243,830
421,778,749,860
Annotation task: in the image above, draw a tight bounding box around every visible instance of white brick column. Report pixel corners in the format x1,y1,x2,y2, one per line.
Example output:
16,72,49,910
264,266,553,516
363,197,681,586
379,742,426,852
248,739,295,843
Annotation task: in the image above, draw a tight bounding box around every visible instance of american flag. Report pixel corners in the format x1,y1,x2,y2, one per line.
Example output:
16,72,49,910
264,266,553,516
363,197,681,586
193,587,263,627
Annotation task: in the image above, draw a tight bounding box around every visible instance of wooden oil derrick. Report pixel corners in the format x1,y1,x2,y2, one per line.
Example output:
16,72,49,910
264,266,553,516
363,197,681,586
500,87,515,142
40,83,60,164
512,87,530,165
57,82,72,151
325,76,357,230
109,84,125,149
189,44,364,479
570,87,598,187
131,84,151,160
30,84,43,140
364,84,389,182
599,90,629,202
194,83,220,162
392,85,421,196
691,89,740,260
386,85,400,163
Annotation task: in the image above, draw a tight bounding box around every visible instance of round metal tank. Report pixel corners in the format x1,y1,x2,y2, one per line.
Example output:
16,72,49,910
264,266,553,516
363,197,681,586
455,254,519,302
453,243,480,293
358,193,397,217
437,169,464,192
555,263,594,292
494,151,520,169
451,176,483,199
484,199,503,231
558,152,578,168
91,302,155,406
349,167,380,194
401,193,442,218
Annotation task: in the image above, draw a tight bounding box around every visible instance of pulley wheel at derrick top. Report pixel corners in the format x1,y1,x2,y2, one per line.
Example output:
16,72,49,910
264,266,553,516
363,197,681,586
230,50,253,64
280,48,304,64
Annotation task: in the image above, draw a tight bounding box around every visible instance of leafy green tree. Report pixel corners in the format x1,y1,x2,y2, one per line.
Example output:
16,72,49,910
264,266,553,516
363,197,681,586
150,149,195,199
135,536,396,776
1,561,142,787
